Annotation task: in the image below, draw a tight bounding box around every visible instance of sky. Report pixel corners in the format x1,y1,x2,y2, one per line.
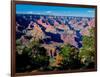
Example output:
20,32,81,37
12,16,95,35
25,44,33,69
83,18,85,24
16,4,95,17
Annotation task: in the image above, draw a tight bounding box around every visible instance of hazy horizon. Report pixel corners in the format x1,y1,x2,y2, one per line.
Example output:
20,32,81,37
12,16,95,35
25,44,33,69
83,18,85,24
16,4,95,17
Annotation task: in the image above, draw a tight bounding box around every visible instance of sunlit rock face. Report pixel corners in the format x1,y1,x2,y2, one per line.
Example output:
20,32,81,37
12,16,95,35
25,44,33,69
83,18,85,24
16,14,95,50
